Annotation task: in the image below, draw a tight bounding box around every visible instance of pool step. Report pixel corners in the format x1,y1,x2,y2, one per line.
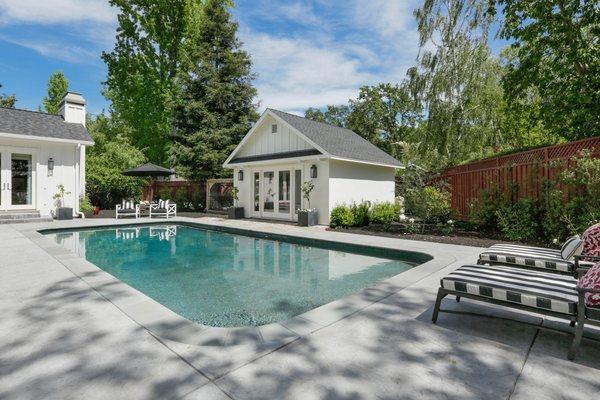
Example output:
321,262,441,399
0,211,53,224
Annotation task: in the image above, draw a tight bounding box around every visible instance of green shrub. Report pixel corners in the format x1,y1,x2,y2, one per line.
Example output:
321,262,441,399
405,186,452,223
370,202,400,230
330,205,355,228
351,202,370,227
79,195,94,213
469,186,506,230
496,198,540,242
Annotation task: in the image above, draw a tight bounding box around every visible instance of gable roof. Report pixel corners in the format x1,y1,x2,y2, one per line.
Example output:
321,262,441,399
267,109,403,168
0,107,93,144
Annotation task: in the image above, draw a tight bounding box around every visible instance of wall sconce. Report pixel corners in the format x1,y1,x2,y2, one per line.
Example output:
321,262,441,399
48,157,54,176
310,164,317,178
238,170,244,181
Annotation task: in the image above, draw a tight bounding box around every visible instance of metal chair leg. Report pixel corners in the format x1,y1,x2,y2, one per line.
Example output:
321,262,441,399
432,288,447,324
568,295,586,361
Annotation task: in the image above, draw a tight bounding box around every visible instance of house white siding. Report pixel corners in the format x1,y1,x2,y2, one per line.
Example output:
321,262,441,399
328,159,396,211
236,115,313,157
0,136,85,216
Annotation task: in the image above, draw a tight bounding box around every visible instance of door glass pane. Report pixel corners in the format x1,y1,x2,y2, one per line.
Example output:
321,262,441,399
278,170,290,214
253,172,260,212
263,171,275,212
12,153,32,205
294,170,302,213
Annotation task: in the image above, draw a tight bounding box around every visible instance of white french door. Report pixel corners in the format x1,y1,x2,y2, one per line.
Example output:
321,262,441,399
250,167,302,220
0,147,37,211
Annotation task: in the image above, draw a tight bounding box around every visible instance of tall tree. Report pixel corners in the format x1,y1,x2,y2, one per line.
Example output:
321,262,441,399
0,83,16,108
102,0,203,163
170,0,258,180
305,105,352,128
348,83,422,160
493,0,600,139
42,71,69,114
408,0,503,165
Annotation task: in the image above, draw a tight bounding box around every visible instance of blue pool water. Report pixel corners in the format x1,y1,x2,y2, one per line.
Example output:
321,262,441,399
45,224,430,327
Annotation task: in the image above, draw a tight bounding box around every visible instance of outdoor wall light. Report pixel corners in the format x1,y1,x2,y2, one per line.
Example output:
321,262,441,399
310,164,317,178
48,157,54,176
238,170,244,181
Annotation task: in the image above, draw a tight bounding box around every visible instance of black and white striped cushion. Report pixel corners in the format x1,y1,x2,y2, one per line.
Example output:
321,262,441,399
158,199,168,209
121,200,134,210
479,243,574,273
441,264,578,314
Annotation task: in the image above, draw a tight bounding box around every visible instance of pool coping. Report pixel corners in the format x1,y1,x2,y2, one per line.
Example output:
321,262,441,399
20,217,465,348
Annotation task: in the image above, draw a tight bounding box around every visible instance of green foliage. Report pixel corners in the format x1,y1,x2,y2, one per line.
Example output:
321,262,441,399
102,0,201,163
351,202,370,227
300,181,315,209
86,115,148,209
43,71,69,114
0,83,16,108
496,198,540,242
305,105,352,128
330,205,355,229
79,195,94,213
370,202,401,230
469,185,506,230
348,83,422,161
408,0,503,165
231,186,239,202
170,0,258,180
494,0,600,139
405,186,452,223
53,184,71,208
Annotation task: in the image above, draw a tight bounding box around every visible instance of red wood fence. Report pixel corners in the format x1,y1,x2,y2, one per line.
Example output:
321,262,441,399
439,137,600,219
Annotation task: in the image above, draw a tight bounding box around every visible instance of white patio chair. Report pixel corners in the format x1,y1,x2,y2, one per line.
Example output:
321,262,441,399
115,200,139,219
149,199,177,219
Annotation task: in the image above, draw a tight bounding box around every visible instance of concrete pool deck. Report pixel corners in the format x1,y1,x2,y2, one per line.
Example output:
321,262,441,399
1,216,600,399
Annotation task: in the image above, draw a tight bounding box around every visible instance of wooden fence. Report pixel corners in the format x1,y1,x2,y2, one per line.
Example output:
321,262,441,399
142,178,233,212
439,137,600,219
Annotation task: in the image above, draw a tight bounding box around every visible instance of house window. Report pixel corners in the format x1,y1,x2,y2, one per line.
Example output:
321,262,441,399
271,124,278,134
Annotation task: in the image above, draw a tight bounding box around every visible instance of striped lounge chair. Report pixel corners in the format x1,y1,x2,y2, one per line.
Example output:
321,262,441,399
478,242,595,276
432,263,600,360
115,199,139,219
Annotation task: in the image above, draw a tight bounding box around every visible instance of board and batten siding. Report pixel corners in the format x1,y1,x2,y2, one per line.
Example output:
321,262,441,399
236,115,314,157
328,159,396,211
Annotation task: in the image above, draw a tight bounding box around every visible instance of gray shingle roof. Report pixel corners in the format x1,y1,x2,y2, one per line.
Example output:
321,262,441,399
0,107,93,143
269,109,402,167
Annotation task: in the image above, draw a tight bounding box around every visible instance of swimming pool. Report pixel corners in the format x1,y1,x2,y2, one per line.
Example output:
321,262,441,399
45,223,431,327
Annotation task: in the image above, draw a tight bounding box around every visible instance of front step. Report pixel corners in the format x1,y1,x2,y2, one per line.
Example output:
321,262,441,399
0,211,53,224
0,216,53,224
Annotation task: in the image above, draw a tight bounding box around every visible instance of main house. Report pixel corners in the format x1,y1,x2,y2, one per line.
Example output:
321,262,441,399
224,109,403,225
0,92,93,217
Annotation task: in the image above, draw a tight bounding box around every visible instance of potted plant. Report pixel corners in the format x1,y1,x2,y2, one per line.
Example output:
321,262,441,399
228,186,245,219
79,195,95,218
53,184,72,220
298,181,318,226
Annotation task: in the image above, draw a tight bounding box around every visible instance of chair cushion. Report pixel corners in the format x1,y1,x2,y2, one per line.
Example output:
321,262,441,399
118,209,136,214
153,208,167,213
479,244,574,273
583,223,600,260
441,264,578,314
121,199,134,210
560,235,583,260
578,262,600,307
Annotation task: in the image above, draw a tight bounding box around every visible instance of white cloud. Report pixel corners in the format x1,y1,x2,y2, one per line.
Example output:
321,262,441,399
350,0,418,38
243,32,376,111
0,0,115,25
0,34,97,63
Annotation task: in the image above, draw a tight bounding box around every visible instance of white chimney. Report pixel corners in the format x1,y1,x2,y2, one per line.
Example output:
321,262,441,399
59,92,86,126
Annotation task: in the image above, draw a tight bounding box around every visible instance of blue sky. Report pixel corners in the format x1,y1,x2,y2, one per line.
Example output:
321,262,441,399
0,0,507,116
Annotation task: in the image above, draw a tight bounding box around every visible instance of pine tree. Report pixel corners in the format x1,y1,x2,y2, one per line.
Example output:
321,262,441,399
43,71,69,114
170,0,258,180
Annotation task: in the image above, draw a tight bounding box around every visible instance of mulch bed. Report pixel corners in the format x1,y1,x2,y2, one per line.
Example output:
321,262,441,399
327,225,549,248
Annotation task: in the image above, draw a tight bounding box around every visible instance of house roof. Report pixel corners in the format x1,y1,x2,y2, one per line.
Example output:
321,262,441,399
0,107,93,143
267,109,403,168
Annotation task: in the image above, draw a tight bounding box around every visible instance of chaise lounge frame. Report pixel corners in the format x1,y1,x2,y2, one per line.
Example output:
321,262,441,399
432,258,600,361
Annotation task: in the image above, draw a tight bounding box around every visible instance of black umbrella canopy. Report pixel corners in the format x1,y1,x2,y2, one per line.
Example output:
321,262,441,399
122,163,174,177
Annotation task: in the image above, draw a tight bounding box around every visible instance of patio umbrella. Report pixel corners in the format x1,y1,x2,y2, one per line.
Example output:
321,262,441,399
121,163,174,177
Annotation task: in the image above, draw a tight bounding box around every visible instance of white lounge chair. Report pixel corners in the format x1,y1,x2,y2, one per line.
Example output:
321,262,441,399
149,199,177,219
115,200,139,219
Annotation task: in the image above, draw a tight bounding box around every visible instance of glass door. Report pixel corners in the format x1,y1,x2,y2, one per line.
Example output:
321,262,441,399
262,171,275,214
293,169,302,221
11,153,33,208
276,170,291,218
0,148,36,211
